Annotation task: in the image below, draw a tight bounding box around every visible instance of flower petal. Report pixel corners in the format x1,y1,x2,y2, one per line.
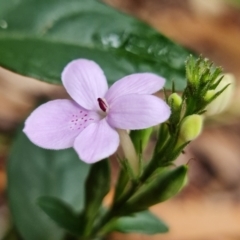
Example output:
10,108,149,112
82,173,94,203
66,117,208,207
105,73,165,103
62,59,108,110
107,94,171,129
23,100,100,149
74,119,119,163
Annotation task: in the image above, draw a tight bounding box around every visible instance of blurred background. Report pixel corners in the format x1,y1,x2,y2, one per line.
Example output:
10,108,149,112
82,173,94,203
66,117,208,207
1,0,240,239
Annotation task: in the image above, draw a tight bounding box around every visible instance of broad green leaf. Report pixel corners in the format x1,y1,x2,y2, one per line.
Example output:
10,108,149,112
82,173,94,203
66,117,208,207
37,196,83,235
7,130,90,240
104,211,168,234
83,160,110,234
0,0,190,90
125,165,188,212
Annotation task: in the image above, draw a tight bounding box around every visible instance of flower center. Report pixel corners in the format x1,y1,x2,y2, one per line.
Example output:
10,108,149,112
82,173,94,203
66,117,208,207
97,98,109,112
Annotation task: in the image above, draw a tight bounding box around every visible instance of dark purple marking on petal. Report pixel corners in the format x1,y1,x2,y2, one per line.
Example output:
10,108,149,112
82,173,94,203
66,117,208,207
68,110,97,131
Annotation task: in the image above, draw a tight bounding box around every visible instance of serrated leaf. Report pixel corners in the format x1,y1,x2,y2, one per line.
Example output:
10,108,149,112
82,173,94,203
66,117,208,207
37,196,83,235
0,0,189,90
7,130,90,240
104,211,168,235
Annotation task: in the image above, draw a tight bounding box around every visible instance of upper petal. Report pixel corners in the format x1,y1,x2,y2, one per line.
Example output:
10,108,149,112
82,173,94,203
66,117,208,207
74,119,119,164
105,73,165,103
23,99,100,149
107,94,171,129
62,59,108,110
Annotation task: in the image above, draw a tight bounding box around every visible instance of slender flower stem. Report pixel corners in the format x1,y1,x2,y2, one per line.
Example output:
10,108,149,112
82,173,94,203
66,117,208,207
91,181,139,237
92,134,179,237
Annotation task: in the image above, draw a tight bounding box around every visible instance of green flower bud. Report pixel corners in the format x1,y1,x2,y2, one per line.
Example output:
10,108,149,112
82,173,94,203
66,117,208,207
180,114,203,142
205,73,235,116
168,93,182,111
204,90,215,102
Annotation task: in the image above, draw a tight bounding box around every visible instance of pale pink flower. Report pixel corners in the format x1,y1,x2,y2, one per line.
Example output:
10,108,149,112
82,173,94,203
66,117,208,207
23,59,170,163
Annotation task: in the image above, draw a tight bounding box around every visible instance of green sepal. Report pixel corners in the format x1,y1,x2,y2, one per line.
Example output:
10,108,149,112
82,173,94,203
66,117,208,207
171,81,176,93
183,56,225,116
199,83,229,113
113,168,130,203
83,159,110,234
154,123,170,155
130,128,153,154
208,84,230,104
37,196,83,235
102,210,168,235
185,55,198,88
125,165,188,212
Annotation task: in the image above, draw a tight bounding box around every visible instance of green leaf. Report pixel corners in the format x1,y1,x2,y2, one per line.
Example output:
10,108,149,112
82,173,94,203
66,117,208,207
37,196,83,235
83,160,110,233
125,165,188,212
104,211,168,235
0,0,189,90
7,130,90,240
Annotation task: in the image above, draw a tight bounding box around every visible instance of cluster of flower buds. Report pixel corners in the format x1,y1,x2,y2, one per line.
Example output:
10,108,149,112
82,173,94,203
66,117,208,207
184,55,232,116
149,56,234,172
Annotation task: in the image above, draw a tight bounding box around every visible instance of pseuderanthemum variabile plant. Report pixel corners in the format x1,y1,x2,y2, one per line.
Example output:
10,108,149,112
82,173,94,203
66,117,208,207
23,59,171,163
